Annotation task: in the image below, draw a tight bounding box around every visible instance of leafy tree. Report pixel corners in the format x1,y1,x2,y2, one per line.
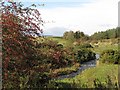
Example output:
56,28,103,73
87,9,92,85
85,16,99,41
63,31,69,39
63,30,86,40
74,31,81,39
1,2,44,88
74,31,85,39
63,31,74,41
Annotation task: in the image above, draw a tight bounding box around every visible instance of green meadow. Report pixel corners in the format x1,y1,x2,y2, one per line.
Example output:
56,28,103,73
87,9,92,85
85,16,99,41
48,37,119,88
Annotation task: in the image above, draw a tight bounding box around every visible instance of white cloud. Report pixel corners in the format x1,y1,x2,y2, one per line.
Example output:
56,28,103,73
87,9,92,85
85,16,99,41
40,0,119,36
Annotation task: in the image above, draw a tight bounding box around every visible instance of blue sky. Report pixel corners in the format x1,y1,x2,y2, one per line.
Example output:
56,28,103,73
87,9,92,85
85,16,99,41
18,0,118,36
18,0,93,3
21,1,93,9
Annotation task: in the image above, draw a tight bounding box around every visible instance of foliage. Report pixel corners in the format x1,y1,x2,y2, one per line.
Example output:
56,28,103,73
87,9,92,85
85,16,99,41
1,2,45,88
76,49,96,63
91,27,120,40
63,31,88,41
49,63,80,77
62,27,120,42
63,31,74,41
53,64,118,88
47,75,119,88
99,49,120,64
35,39,74,69
78,43,93,48
74,31,85,39
2,1,119,89
46,36,73,47
91,39,118,54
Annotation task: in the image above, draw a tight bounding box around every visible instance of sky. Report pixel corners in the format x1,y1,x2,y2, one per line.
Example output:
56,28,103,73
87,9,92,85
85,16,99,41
19,0,119,36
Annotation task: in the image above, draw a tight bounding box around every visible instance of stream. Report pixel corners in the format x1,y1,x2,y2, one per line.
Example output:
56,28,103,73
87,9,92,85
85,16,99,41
55,54,100,80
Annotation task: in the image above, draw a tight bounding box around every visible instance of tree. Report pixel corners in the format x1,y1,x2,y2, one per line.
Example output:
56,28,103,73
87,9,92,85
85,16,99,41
1,2,43,88
63,31,68,39
74,31,80,39
91,27,120,40
63,31,74,40
74,31,85,39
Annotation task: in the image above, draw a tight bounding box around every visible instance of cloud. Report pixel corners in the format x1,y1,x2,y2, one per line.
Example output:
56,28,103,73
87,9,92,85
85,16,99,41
40,0,119,36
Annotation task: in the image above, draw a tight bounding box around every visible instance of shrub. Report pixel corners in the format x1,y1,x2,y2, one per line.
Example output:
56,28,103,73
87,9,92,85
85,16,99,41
100,49,120,64
35,39,76,69
79,43,93,48
76,49,96,63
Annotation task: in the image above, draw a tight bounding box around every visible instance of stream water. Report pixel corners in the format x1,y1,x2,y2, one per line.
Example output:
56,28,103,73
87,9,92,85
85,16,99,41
55,54,100,80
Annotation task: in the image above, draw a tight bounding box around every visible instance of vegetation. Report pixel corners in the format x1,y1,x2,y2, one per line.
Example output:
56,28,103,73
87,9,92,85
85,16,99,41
2,1,120,89
62,27,120,42
49,63,80,77
76,49,96,63
2,2,45,88
91,39,118,54
52,64,118,88
34,38,76,69
46,36,73,47
99,49,120,64
91,27,120,40
1,2,95,88
63,31,89,41
78,43,93,48
45,35,119,88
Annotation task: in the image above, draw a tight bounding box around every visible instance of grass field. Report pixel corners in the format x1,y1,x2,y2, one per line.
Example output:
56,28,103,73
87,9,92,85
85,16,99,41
55,64,118,88
46,36,74,47
92,44,118,54
92,38,118,52
46,37,118,52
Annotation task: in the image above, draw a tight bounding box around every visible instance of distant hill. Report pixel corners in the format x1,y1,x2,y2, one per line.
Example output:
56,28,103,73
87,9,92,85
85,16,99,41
43,35,54,37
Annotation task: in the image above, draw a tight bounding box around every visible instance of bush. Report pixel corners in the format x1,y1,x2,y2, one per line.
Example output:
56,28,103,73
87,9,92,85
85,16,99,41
100,49,120,64
35,39,76,69
76,49,96,63
79,43,93,48
47,75,119,88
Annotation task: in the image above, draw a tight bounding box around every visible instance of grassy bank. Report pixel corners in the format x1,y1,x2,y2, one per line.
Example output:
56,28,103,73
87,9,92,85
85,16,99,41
47,36,73,47
54,64,118,88
92,44,118,54
91,39,118,54
49,63,80,77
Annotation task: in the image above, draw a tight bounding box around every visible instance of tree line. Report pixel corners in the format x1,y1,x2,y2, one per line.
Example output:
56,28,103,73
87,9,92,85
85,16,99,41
63,31,89,41
63,27,120,41
91,27,120,40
